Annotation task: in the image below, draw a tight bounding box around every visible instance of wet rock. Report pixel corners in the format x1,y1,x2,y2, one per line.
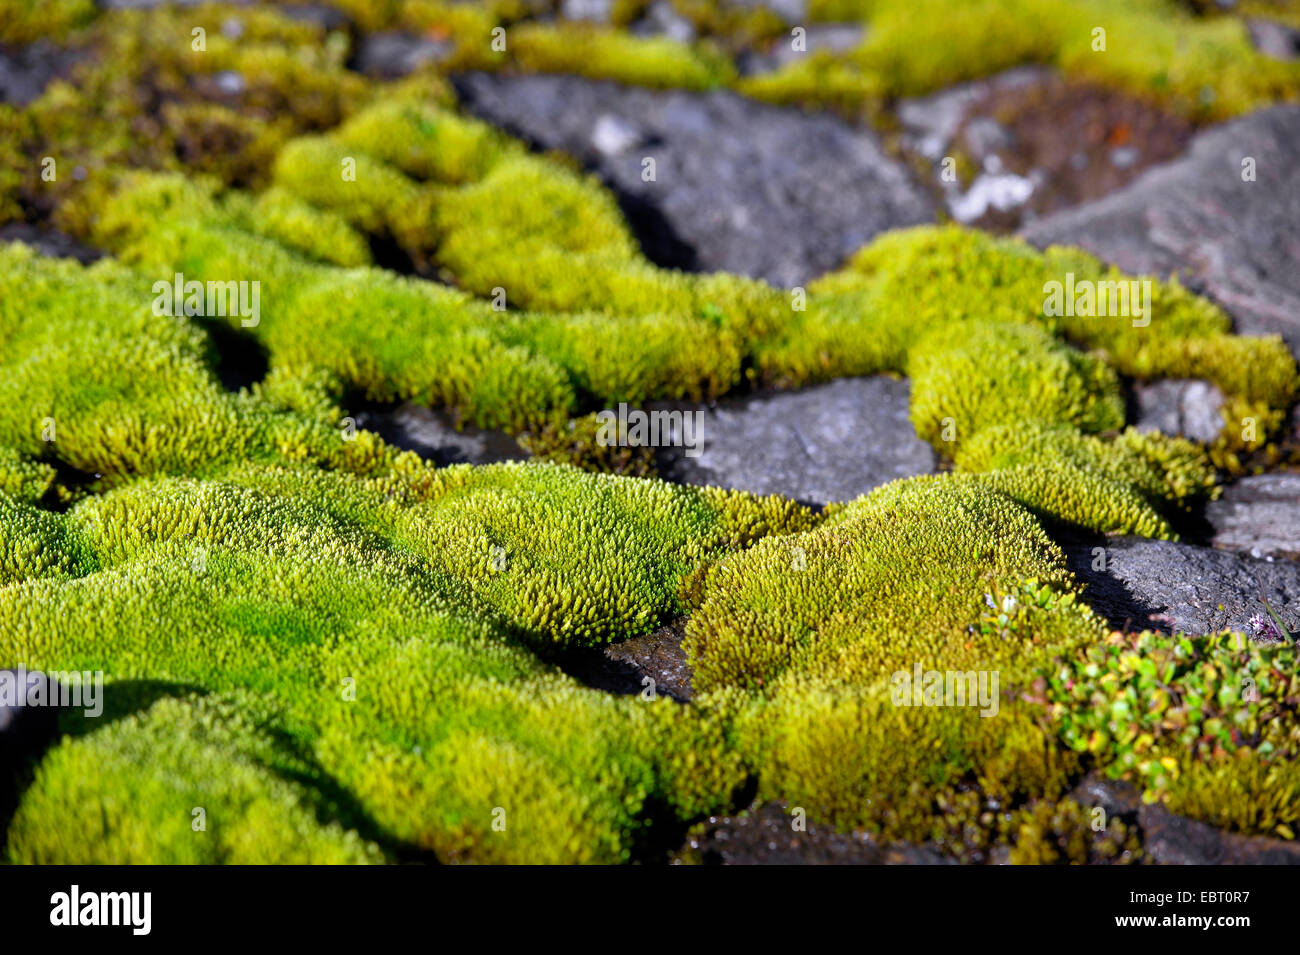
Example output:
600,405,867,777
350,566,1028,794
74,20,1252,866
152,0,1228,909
352,402,529,466
0,224,102,264
0,41,83,106
1071,774,1300,865
1131,378,1224,443
1247,18,1300,61
1022,105,1300,356
558,618,693,702
656,376,937,506
354,31,454,78
1205,473,1300,560
675,799,953,865
452,72,933,286
1064,536,1300,635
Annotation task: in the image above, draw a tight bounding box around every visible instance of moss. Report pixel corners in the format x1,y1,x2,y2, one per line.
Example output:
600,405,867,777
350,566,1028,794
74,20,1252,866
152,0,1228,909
0,0,95,44
740,0,1300,122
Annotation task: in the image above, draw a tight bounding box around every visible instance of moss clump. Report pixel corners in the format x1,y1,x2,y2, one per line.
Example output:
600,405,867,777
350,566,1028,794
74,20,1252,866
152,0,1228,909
740,0,1300,122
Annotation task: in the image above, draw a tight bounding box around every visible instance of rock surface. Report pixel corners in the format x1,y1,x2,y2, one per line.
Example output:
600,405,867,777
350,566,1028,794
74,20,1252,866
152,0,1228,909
452,72,934,286
0,41,83,106
656,376,937,505
1022,105,1300,356
0,224,102,263
1070,773,1300,865
1064,536,1300,636
1205,473,1300,560
353,31,453,78
353,402,529,466
1131,378,1225,444
675,800,953,865
557,617,693,702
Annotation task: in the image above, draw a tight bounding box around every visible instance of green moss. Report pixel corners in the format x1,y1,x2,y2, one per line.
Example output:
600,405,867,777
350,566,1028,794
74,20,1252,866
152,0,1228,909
0,0,95,44
740,0,1300,122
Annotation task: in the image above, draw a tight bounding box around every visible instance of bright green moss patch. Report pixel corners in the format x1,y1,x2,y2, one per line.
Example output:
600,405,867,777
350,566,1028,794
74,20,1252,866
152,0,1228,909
740,0,1300,122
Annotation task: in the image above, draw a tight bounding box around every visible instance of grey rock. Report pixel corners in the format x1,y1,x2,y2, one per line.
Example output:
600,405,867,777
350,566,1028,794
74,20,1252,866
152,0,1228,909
1205,473,1300,560
590,113,644,156
452,73,933,286
353,402,529,466
1247,18,1300,60
1131,378,1225,443
738,23,865,75
560,0,613,22
354,31,453,78
1064,536,1300,635
657,376,937,505
0,41,82,106
1071,773,1300,865
1022,105,1300,356
631,1,697,44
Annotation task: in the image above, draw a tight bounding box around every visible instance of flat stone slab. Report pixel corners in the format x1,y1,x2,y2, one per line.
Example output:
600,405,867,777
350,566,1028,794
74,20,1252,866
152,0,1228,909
556,617,693,702
656,376,937,506
452,72,934,286
1205,472,1300,560
1065,536,1300,636
1022,105,1300,356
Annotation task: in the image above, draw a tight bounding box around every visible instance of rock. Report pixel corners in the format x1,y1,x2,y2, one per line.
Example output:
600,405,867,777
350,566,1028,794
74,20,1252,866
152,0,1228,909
1071,773,1300,865
947,171,1036,224
353,31,453,78
1022,105,1300,356
656,376,937,506
560,0,613,22
1247,18,1300,61
557,618,694,702
1064,536,1300,636
674,800,953,865
0,224,102,264
737,23,865,75
1205,473,1300,560
451,72,934,286
631,1,697,44
1131,378,1224,443
0,40,83,106
897,66,1051,161
352,402,529,466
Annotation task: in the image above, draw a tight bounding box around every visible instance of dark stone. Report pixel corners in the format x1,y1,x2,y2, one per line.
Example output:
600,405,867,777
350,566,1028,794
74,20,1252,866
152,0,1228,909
0,224,103,264
557,618,694,702
353,31,454,78
1205,473,1300,560
675,799,953,865
451,72,934,287
656,376,937,506
737,24,865,76
352,402,529,466
1131,378,1224,444
1070,774,1300,865
1022,105,1300,357
1064,536,1300,636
